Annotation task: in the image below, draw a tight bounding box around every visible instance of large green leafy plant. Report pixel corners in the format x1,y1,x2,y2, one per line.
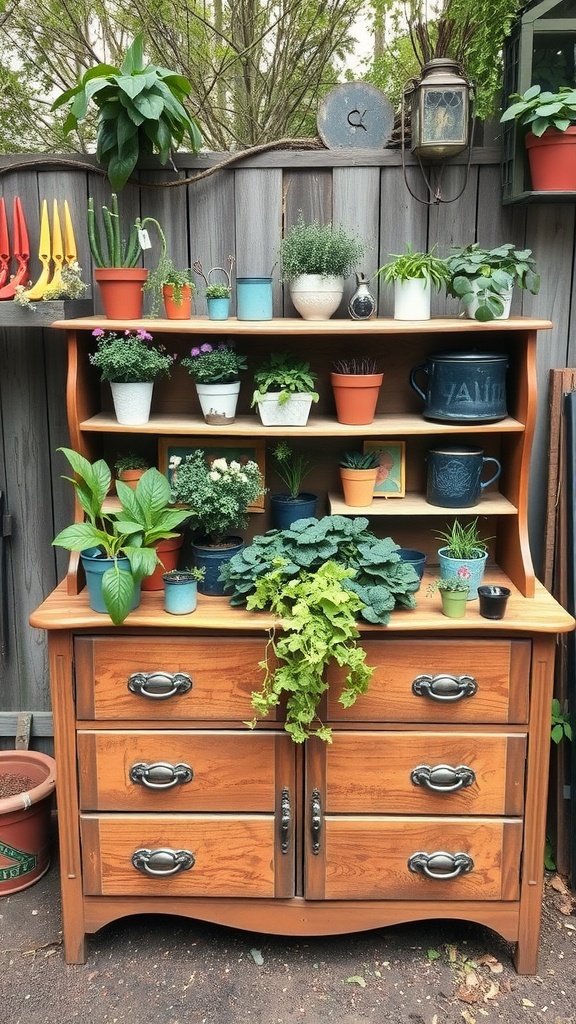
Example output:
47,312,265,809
53,35,202,190
446,243,540,321
53,448,189,624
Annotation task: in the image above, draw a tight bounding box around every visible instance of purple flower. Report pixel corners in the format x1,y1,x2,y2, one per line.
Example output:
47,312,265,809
191,347,201,357
200,343,213,354
92,328,105,338
136,329,153,342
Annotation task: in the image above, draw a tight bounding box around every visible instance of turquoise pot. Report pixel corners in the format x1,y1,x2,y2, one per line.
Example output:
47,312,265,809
80,548,141,614
438,547,488,600
191,537,244,596
207,296,230,320
163,573,198,614
236,277,273,320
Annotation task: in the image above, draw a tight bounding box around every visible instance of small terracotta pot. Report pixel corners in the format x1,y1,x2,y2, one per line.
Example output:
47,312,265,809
117,468,147,491
94,267,148,320
331,372,383,425
163,284,193,319
340,467,377,507
141,533,185,591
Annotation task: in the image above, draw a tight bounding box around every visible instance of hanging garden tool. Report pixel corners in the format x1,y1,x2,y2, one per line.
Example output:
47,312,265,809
0,199,10,289
50,199,64,291
63,200,77,266
25,199,51,300
0,197,30,299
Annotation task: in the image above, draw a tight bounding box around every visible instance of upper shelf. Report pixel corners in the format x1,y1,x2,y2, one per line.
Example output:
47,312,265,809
52,315,554,336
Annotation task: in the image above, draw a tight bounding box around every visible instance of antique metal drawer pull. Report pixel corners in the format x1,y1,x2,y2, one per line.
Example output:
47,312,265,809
311,789,322,855
127,671,193,700
129,761,194,789
412,673,477,702
280,787,291,854
408,851,473,880
410,763,476,792
131,847,195,876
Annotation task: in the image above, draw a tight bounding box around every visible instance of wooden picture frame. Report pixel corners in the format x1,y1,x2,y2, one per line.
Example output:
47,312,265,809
363,441,406,497
158,438,266,511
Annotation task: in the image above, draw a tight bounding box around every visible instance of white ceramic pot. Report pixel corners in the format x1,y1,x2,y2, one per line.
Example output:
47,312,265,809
195,381,240,424
255,392,314,426
289,275,344,320
465,283,513,321
110,381,154,425
393,278,431,320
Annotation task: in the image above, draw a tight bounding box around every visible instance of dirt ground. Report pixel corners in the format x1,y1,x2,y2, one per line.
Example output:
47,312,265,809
1,828,576,1024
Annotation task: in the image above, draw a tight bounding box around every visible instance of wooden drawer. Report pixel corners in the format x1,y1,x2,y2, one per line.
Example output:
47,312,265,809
75,636,269,721
327,639,530,724
306,817,522,901
81,814,292,897
318,732,526,816
77,730,294,812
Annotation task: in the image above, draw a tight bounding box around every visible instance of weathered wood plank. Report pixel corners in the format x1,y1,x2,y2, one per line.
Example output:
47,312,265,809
188,168,236,315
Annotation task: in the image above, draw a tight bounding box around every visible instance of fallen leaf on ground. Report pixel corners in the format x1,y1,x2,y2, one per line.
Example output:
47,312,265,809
461,1010,476,1024
345,975,366,987
250,948,264,965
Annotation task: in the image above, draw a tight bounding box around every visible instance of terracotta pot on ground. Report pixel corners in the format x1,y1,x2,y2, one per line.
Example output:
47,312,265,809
141,533,185,591
340,467,377,507
0,750,57,894
331,372,383,425
526,127,576,191
163,284,193,319
94,267,149,320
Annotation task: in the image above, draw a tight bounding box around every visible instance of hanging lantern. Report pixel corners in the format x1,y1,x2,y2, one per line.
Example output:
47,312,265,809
406,58,473,161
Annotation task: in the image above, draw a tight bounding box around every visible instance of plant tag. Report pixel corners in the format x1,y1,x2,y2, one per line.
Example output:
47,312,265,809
138,228,152,250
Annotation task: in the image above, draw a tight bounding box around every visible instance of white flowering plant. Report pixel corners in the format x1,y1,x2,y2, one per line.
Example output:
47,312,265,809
169,449,266,545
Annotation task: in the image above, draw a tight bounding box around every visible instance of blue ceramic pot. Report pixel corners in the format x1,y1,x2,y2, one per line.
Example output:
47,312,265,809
236,277,273,320
438,547,488,600
163,573,198,614
206,296,230,320
396,548,427,582
80,548,141,614
270,493,318,530
191,537,244,596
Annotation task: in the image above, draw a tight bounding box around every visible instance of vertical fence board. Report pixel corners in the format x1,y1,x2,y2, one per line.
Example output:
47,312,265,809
188,169,236,315
333,167,381,311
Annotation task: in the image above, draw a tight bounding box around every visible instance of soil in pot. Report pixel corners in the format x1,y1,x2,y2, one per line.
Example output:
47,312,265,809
0,750,57,895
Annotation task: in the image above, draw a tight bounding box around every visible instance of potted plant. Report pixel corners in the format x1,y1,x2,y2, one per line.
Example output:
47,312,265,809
89,327,174,425
157,262,195,319
280,216,367,320
181,341,247,424
434,517,492,599
0,748,57,895
162,566,206,615
331,357,383,425
219,515,420,740
251,351,319,426
427,566,472,618
52,34,202,191
269,441,318,529
87,194,150,319
500,84,576,191
53,448,190,623
193,257,234,320
339,449,380,507
446,242,540,322
168,449,266,595
114,453,150,491
375,245,450,320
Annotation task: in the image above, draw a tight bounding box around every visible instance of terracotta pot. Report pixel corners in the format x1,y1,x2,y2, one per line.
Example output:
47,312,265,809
117,468,147,491
141,533,185,591
0,750,56,894
94,267,149,320
526,127,576,191
340,467,377,507
163,284,193,319
331,372,383,424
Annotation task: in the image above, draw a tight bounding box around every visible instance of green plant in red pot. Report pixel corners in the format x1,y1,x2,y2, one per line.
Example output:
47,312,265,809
500,85,576,191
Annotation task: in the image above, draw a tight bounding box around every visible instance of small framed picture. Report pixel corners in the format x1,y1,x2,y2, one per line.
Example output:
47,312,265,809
158,438,266,511
363,441,406,497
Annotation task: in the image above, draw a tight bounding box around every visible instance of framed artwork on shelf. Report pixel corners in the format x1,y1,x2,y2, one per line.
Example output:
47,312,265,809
363,441,406,497
158,438,266,512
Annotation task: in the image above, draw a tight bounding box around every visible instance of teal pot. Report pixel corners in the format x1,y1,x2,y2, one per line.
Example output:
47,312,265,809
438,547,488,600
396,548,427,585
270,492,318,530
162,572,198,614
206,296,230,320
236,277,273,320
80,547,141,614
191,536,244,596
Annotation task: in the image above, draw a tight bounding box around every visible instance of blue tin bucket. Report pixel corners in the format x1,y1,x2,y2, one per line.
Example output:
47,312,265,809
236,277,273,320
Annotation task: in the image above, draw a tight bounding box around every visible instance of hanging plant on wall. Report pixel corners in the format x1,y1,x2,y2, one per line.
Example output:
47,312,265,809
52,35,202,190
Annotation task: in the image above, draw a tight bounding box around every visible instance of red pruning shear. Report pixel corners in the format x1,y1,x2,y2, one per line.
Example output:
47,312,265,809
0,197,30,299
0,198,10,289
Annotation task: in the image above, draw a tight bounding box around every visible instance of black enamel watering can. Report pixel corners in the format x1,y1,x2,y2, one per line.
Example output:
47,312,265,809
409,350,509,423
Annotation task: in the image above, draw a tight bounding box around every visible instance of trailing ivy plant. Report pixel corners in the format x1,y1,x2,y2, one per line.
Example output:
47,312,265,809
220,515,420,624
247,561,374,742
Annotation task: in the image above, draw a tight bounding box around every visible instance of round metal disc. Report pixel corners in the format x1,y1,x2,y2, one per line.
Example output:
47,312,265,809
317,83,394,149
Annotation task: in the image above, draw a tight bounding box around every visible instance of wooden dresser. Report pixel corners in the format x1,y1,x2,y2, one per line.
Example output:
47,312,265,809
31,315,574,970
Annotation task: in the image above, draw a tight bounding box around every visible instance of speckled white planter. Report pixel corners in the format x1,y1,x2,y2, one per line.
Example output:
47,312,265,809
255,392,314,426
110,382,154,425
289,275,344,320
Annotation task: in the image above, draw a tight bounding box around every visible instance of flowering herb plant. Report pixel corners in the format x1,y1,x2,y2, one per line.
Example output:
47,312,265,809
180,342,247,383
169,449,266,545
427,566,472,595
89,329,175,383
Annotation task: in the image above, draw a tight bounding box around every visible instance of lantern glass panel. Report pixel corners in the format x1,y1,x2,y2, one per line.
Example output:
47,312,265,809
421,88,466,144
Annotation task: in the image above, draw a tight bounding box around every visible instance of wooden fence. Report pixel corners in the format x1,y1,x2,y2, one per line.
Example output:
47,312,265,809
1,143,575,750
